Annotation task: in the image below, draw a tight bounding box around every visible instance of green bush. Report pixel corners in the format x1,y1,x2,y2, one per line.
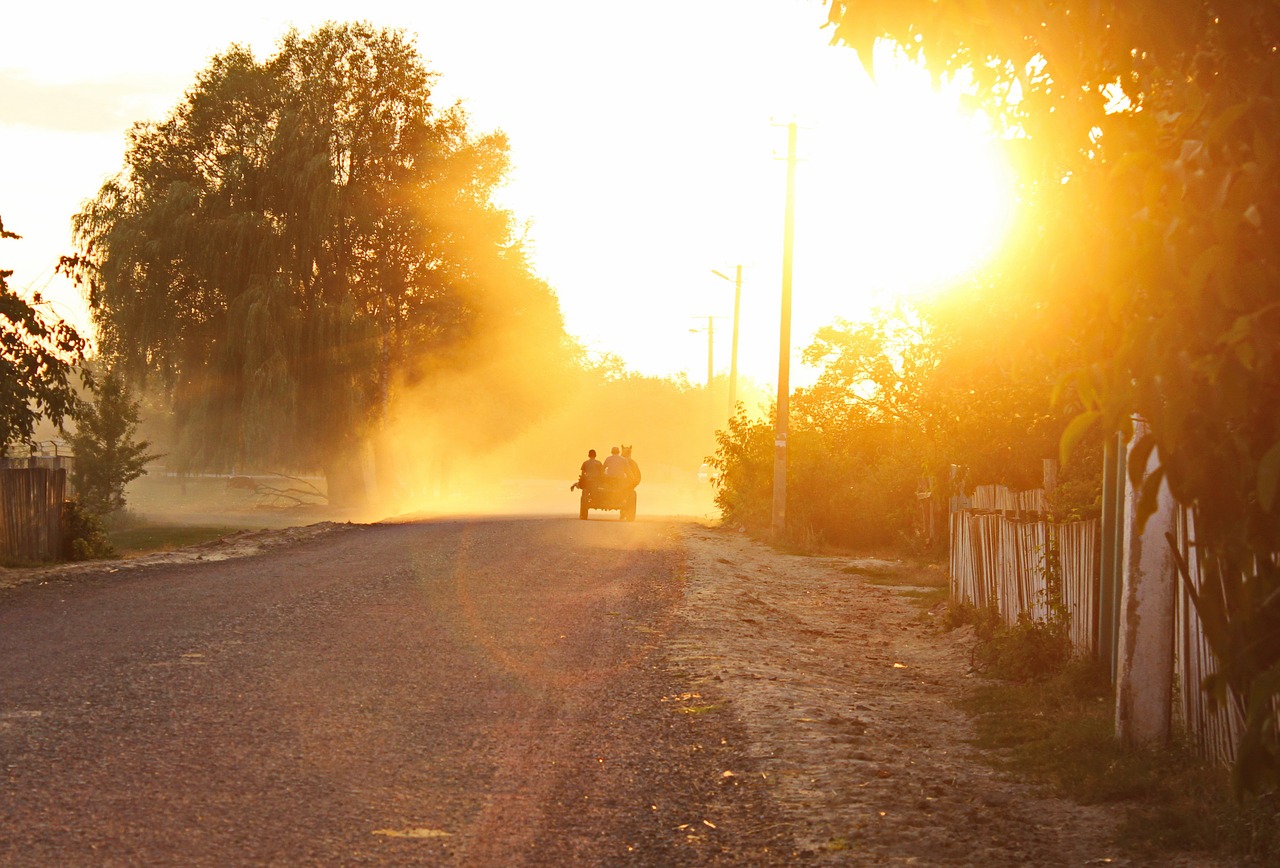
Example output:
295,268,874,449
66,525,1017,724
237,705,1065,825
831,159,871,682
65,369,156,518
709,408,924,550
945,601,1074,682
60,499,115,561
974,614,1074,682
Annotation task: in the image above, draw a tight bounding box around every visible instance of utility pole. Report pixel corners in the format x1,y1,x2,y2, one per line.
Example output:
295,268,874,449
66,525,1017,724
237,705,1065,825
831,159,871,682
690,316,724,389
712,265,743,416
773,121,798,542
704,315,715,388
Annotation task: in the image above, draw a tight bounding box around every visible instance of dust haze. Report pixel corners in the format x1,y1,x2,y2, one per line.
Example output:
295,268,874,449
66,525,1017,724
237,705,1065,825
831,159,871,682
124,337,770,527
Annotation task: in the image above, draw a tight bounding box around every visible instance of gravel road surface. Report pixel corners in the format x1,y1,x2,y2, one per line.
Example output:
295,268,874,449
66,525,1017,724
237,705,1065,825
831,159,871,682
0,518,788,865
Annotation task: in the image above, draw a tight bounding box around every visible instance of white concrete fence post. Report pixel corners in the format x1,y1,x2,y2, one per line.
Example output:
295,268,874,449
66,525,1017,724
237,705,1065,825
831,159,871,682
1115,418,1178,748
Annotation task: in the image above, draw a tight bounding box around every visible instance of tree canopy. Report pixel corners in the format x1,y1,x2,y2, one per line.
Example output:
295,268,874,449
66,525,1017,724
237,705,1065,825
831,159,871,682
708,299,1097,550
823,0,1280,793
69,23,568,505
0,216,86,453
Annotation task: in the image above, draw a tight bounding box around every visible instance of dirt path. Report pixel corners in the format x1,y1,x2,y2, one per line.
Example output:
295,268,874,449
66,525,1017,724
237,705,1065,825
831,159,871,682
675,524,1132,865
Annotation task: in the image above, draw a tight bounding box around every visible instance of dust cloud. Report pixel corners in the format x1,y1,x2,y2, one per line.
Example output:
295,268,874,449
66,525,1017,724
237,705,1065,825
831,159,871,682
122,356,769,529
371,363,762,523
111,241,772,527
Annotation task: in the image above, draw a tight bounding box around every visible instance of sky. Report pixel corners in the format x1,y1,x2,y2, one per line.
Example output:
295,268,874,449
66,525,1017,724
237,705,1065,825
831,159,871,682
0,0,1014,390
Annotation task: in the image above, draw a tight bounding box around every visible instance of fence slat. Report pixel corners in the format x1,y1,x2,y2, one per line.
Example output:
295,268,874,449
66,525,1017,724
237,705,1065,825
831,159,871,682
948,508,1099,653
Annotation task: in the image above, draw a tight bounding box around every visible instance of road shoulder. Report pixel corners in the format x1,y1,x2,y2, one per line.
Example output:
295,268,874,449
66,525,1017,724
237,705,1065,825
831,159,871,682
671,523,1125,864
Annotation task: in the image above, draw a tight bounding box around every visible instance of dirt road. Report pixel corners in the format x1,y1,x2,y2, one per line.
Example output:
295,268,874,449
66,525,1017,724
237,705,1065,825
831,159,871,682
0,518,1194,865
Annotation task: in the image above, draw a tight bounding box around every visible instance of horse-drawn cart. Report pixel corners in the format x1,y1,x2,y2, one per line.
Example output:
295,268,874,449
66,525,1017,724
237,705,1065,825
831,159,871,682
572,475,637,521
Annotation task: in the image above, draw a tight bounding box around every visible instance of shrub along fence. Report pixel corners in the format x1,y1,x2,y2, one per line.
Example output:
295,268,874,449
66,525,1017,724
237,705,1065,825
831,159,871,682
0,467,66,561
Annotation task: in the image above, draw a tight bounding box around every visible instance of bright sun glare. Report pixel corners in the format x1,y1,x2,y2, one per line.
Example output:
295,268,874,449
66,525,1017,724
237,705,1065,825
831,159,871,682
796,45,1015,319
0,4,1020,390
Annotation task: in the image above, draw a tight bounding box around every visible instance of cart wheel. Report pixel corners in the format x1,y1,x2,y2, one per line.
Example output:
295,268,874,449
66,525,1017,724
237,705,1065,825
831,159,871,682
622,490,637,521
579,491,589,520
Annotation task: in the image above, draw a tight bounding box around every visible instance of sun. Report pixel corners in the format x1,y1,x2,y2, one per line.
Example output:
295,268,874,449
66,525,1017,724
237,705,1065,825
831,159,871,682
799,48,1017,317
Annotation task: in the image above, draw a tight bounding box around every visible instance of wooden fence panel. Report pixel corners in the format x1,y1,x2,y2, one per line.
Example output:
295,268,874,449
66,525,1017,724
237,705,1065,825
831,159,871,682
1173,508,1244,767
951,490,1270,767
0,457,75,498
1058,520,1099,654
969,484,1048,515
949,509,1098,654
0,468,65,562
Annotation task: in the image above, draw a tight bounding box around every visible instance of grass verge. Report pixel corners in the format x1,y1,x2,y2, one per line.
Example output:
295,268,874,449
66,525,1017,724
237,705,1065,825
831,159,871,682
106,524,242,557
847,559,950,612
961,658,1280,864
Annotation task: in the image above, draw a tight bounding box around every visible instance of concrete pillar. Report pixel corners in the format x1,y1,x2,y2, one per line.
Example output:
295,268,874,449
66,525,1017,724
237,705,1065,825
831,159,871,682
1114,419,1177,748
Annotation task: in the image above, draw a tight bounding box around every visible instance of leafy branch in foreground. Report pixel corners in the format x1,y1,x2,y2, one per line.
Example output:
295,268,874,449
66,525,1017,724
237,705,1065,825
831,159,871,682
0,215,87,452
822,0,1280,795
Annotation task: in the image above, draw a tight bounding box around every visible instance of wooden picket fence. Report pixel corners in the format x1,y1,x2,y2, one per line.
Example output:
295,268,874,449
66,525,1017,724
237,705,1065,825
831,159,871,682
949,507,1099,654
0,467,66,561
952,483,1260,767
1171,508,1250,767
967,484,1050,515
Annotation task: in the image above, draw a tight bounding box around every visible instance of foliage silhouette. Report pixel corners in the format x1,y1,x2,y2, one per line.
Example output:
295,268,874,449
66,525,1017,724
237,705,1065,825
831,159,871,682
0,215,86,452
823,0,1280,793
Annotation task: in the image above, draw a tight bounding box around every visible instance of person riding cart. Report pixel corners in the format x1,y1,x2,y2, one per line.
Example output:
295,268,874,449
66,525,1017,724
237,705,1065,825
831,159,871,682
572,445,638,521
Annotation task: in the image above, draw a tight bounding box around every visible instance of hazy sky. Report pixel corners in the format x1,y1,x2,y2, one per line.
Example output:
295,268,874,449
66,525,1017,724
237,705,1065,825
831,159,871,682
0,0,1012,387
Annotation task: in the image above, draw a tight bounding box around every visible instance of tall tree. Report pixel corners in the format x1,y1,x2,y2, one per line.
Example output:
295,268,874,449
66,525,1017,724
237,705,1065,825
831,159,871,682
821,1,1280,791
69,23,568,505
0,216,86,452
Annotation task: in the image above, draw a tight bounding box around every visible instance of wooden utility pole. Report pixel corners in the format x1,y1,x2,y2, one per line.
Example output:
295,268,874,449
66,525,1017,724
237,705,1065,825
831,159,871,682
772,121,798,541
712,265,744,418
729,264,742,415
690,316,724,392
704,315,715,389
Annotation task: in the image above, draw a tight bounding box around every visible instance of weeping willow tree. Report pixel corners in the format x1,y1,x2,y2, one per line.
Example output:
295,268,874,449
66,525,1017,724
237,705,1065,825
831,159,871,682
70,23,568,505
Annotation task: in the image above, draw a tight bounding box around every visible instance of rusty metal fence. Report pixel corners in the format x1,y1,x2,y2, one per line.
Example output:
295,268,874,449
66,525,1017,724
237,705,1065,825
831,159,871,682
0,467,66,561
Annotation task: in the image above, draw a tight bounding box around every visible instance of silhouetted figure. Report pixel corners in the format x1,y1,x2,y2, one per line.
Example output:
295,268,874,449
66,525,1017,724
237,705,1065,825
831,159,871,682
603,445,630,478
571,449,604,491
573,445,639,521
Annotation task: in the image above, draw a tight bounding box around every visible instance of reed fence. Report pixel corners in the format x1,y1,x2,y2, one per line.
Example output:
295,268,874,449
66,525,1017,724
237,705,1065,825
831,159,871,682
1171,507,1250,767
0,467,66,561
967,484,1049,515
949,507,1099,654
